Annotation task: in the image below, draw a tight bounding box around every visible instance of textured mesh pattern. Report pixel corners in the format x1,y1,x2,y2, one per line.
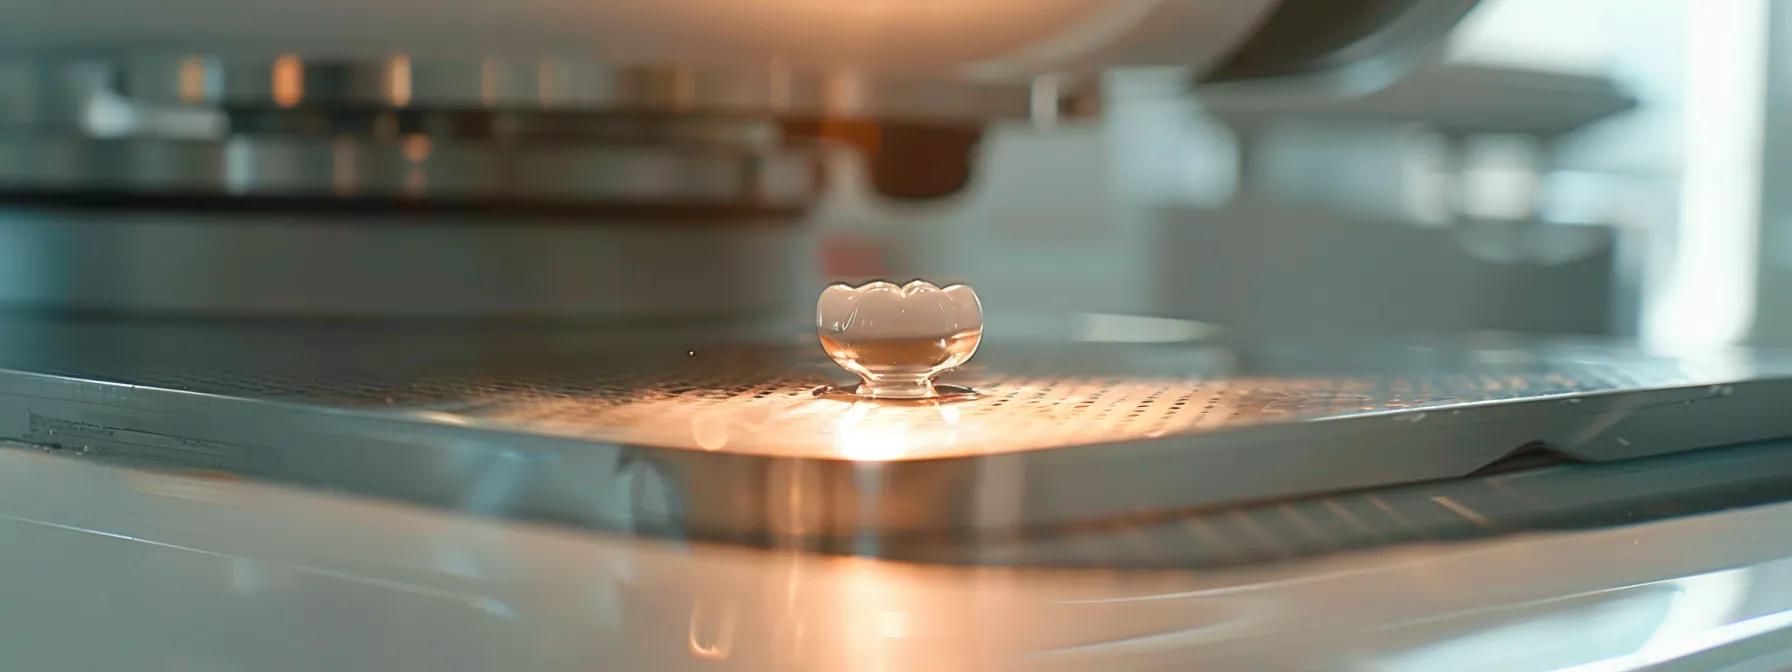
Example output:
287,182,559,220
14,335,1748,459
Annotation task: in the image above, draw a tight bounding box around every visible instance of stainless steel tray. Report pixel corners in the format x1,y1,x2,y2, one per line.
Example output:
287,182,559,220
0,314,1789,556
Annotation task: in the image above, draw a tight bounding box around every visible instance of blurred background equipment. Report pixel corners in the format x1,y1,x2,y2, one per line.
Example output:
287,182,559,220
6,0,1792,670
0,0,1479,321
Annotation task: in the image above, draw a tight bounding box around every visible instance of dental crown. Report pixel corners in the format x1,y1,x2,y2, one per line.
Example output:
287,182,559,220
817,280,983,399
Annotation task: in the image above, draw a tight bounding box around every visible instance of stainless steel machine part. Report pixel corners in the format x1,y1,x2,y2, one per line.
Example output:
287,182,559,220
0,134,820,208
0,1,1483,319
0,59,836,204
104,57,1046,119
0,315,1787,560
0,210,812,318
0,62,839,318
1198,0,1480,94
0,57,992,317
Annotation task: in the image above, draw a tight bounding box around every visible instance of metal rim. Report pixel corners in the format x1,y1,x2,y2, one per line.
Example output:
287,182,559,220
0,131,822,211
16,55,1053,121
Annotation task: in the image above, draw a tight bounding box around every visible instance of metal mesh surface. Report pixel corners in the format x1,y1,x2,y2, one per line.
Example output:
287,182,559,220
8,317,1792,569
2,317,1770,459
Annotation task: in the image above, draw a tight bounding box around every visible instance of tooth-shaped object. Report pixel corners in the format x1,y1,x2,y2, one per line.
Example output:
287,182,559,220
817,280,983,399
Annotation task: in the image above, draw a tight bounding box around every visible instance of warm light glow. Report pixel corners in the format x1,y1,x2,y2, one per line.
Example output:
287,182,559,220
271,54,304,108
401,135,432,163
496,374,1424,460
686,598,738,661
386,54,412,107
690,413,729,450
937,405,960,426
830,400,973,461
833,402,909,461
821,69,868,116
177,57,209,103
832,556,917,671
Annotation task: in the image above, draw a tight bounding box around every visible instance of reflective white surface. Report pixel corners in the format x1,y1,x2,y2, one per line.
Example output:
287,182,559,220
1,447,1791,670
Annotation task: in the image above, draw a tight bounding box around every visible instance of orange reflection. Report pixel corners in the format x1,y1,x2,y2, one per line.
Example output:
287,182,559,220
690,413,729,450
687,597,738,661
271,54,303,108
386,54,412,107
458,375,1422,460
401,135,432,163
831,401,964,461
833,402,906,461
177,57,208,103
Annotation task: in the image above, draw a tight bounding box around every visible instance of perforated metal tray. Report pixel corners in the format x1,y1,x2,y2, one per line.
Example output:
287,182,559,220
0,314,1789,555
